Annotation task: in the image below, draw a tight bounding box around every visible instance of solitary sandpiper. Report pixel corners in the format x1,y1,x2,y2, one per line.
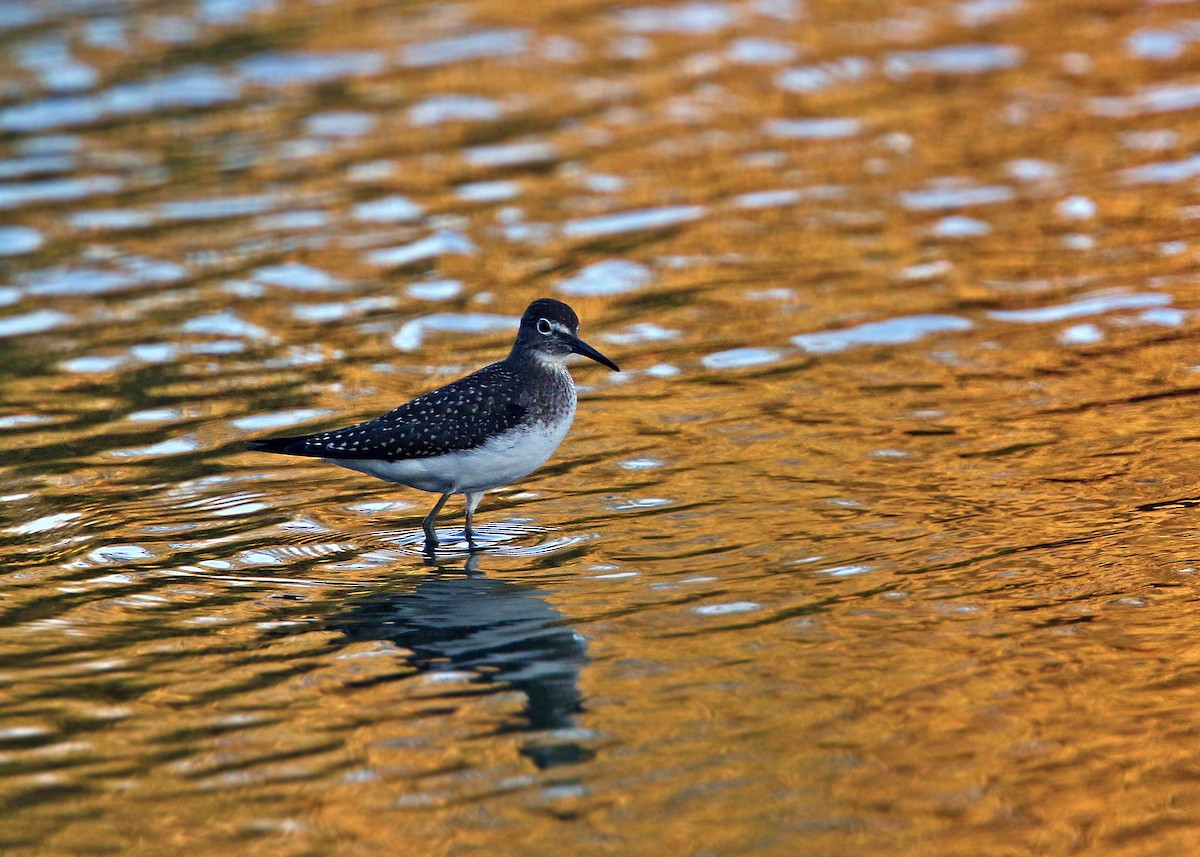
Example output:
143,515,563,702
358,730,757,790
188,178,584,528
246,298,620,550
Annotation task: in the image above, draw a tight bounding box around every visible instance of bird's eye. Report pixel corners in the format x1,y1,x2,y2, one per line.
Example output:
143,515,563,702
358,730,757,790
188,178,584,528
536,318,552,335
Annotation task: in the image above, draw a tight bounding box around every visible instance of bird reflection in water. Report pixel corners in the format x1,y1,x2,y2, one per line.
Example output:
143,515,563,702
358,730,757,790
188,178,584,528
334,552,592,769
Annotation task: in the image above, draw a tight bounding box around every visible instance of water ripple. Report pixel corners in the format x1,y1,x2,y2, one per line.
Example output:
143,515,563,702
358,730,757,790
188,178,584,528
883,43,1024,78
987,291,1172,323
562,206,705,239
793,315,973,353
401,29,530,68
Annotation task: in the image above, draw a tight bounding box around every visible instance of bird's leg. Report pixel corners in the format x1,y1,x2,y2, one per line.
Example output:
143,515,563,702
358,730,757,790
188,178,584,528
464,491,484,550
422,492,451,550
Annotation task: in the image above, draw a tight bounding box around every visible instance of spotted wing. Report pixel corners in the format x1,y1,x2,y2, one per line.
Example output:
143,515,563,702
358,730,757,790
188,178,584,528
246,362,527,461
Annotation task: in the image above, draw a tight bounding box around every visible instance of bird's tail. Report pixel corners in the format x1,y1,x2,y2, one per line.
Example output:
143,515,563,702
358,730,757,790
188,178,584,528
245,436,310,455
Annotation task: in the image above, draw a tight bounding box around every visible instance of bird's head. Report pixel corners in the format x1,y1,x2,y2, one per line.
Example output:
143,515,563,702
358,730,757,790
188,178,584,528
514,298,620,371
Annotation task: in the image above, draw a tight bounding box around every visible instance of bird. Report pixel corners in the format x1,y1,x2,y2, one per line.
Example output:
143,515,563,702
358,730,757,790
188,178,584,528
246,298,619,550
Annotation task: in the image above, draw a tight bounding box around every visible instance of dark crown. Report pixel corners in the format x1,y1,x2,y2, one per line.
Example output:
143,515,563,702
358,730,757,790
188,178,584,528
520,298,579,333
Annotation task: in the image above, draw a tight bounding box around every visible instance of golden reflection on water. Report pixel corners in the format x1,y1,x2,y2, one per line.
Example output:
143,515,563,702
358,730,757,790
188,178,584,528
3,0,1200,854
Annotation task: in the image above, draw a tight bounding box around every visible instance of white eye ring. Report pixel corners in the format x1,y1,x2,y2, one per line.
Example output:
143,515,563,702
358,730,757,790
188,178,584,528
536,318,552,335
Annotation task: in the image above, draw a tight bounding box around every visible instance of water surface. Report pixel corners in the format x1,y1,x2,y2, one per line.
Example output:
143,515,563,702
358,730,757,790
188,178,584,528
3,0,1200,854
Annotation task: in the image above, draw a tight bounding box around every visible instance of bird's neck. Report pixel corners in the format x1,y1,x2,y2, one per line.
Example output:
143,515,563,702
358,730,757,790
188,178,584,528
508,344,571,376
505,347,576,420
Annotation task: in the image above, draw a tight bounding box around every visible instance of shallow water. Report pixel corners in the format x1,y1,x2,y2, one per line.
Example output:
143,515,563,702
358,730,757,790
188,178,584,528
3,0,1200,854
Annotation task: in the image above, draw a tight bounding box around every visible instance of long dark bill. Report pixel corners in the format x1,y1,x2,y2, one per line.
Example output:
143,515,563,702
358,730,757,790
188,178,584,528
566,333,620,371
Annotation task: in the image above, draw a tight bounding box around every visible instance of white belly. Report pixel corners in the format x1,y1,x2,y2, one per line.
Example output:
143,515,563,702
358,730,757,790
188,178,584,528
331,403,575,495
